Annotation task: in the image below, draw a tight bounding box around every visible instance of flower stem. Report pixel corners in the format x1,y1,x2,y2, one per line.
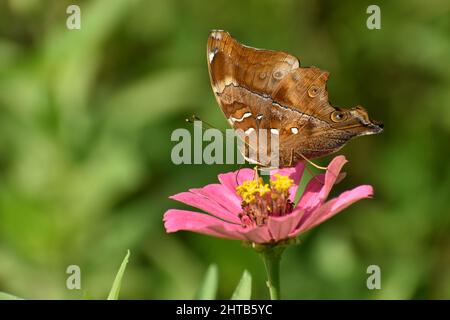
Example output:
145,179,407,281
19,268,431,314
260,246,284,300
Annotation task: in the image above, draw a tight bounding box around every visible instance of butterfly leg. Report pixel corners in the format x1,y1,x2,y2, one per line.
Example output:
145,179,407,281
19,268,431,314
287,149,327,171
298,152,329,185
254,166,260,181
288,148,295,167
298,152,328,170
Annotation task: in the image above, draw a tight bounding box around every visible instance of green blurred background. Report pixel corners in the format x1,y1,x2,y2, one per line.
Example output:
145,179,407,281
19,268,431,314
0,0,449,299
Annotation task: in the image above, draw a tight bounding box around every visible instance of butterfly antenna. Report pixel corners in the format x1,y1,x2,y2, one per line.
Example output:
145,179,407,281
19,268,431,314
187,115,252,187
186,115,228,135
193,115,224,132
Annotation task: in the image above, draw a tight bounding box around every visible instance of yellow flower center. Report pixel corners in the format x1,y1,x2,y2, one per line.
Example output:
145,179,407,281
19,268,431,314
235,173,295,227
270,174,294,194
236,178,270,204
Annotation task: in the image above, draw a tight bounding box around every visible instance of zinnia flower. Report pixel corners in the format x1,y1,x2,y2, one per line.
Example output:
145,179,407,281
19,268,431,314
164,156,373,244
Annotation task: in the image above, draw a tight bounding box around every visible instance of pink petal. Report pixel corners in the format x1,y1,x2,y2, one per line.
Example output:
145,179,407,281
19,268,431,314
190,183,242,214
293,185,373,235
218,168,255,199
267,208,304,241
241,224,272,243
170,190,241,224
270,161,305,201
163,209,246,240
296,155,348,211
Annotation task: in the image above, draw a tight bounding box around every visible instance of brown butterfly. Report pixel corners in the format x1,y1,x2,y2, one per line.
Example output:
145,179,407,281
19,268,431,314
207,30,383,168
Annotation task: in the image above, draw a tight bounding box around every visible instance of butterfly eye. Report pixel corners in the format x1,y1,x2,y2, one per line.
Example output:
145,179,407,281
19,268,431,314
331,111,346,122
308,85,320,97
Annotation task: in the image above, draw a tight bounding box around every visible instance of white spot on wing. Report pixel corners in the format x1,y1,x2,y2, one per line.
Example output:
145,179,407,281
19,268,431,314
208,51,215,63
230,112,252,123
210,31,223,40
270,129,279,135
208,47,219,64
291,127,299,134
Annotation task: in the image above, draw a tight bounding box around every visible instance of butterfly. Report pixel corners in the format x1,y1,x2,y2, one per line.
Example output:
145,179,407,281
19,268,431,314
207,30,383,168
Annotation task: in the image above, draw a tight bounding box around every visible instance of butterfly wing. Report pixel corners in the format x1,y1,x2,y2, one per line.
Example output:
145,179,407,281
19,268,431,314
207,30,300,97
206,30,382,166
207,30,335,118
208,30,302,165
207,31,334,165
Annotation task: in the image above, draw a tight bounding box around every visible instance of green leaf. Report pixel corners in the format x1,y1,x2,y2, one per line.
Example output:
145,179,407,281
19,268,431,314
231,270,252,300
107,250,130,300
0,292,23,300
194,264,218,300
